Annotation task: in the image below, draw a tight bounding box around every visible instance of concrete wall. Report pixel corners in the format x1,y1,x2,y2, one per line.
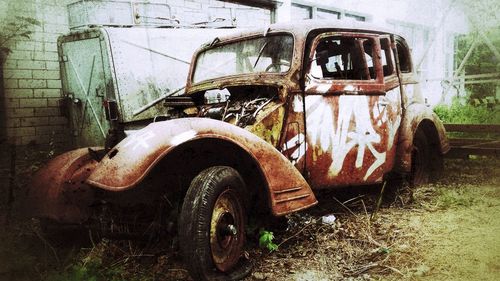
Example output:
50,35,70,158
0,0,271,147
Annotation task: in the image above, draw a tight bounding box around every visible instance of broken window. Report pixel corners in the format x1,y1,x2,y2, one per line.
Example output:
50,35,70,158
310,36,376,80
395,40,411,73
380,37,395,77
193,34,293,83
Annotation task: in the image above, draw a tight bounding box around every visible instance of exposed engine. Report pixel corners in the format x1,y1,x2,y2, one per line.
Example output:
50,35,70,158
164,86,279,128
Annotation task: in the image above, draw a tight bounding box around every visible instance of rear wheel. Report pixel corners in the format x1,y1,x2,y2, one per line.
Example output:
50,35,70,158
410,129,431,186
178,166,251,281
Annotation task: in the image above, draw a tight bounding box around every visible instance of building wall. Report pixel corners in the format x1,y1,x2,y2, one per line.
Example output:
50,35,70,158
275,0,468,106
0,0,72,147
0,0,271,147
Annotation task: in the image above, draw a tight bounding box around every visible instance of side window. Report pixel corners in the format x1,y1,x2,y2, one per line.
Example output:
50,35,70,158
380,37,395,77
395,40,411,73
310,36,376,80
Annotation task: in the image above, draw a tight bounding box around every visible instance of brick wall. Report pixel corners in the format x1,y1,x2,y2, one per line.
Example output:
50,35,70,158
0,0,271,148
0,0,72,147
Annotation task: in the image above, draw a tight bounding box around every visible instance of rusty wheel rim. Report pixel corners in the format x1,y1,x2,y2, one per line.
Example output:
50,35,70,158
210,189,245,272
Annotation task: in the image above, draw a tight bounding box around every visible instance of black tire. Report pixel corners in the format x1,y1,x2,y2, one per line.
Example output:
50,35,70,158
409,129,431,186
178,166,251,281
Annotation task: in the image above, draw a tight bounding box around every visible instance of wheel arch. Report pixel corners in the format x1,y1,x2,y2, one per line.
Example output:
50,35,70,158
155,137,270,214
394,104,449,174
86,118,317,216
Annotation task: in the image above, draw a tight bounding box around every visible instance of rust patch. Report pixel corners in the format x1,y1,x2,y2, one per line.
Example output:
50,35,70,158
25,147,101,223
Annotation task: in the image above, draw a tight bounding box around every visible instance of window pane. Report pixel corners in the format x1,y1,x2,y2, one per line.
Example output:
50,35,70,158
310,36,375,80
380,38,395,76
317,8,340,20
292,4,312,20
193,35,293,83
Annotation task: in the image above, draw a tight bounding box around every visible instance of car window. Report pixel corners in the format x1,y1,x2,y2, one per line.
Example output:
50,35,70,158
395,39,411,73
380,37,395,77
193,35,293,83
310,36,376,80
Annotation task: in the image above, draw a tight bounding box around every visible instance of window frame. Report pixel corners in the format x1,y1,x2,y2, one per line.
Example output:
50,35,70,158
304,32,386,96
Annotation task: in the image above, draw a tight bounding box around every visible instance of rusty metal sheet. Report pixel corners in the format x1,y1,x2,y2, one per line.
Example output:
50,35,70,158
24,147,101,223
86,118,317,216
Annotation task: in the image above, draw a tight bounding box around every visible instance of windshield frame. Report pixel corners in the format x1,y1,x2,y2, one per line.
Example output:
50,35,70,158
190,32,296,84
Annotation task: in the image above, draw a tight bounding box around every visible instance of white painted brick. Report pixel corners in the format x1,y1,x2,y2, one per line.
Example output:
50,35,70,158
14,41,35,51
7,127,36,137
5,98,19,108
44,42,58,52
47,79,62,89
4,118,21,127
7,50,33,60
42,13,68,25
34,107,60,117
21,135,39,145
36,125,67,135
17,60,45,70
43,23,70,34
19,98,48,108
9,108,34,118
33,70,60,79
4,79,18,88
33,51,58,61
34,89,61,98
5,89,34,98
47,97,61,107
29,32,61,43
46,61,60,70
20,116,49,127
19,79,47,88
5,69,32,79
49,116,68,125
2,60,18,69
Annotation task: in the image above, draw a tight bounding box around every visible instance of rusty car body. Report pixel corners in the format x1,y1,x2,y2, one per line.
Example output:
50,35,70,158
27,20,449,280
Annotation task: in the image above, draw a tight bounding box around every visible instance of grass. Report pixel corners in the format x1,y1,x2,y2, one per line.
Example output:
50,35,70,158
1,143,498,280
434,100,500,124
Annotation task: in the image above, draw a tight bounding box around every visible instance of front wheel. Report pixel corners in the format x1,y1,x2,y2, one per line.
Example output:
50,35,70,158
178,166,251,281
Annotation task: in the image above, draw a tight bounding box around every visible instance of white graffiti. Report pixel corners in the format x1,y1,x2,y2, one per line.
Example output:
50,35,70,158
384,89,402,150
122,130,156,151
282,133,307,165
305,95,387,180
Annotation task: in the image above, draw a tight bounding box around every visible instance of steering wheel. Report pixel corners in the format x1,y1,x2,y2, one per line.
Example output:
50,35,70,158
265,61,291,72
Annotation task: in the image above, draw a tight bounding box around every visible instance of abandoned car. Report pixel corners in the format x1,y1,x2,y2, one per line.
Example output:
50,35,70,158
27,20,449,280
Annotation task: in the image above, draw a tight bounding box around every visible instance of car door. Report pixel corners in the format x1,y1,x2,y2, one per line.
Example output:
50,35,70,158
303,32,401,188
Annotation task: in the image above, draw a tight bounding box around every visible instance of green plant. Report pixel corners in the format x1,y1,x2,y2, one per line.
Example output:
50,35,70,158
434,99,500,124
259,229,278,252
434,186,480,209
0,16,41,61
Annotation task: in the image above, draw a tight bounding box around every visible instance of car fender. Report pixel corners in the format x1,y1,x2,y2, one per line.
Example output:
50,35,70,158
394,103,450,173
87,118,317,216
24,147,101,223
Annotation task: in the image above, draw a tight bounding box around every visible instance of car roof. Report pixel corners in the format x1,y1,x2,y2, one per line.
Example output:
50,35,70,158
214,19,403,42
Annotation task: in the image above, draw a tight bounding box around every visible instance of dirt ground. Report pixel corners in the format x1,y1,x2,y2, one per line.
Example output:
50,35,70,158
0,155,499,281
245,157,500,281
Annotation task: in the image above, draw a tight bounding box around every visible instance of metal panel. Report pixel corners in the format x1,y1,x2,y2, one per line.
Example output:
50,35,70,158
104,27,237,122
58,27,237,147
68,0,173,29
60,33,111,147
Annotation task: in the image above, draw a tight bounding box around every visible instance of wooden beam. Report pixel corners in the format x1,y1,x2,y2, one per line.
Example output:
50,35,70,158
444,124,500,133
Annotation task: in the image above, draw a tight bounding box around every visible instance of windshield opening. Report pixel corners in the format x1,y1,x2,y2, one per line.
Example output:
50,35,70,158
192,34,294,83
